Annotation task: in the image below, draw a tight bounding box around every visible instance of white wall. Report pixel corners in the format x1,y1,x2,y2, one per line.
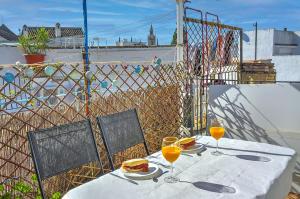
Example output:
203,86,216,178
0,46,176,65
243,29,274,60
0,46,26,64
208,84,300,192
243,29,300,82
272,56,300,81
47,47,176,63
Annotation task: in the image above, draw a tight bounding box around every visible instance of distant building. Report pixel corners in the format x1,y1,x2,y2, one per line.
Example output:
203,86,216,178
243,28,300,81
21,23,84,48
243,28,300,58
116,37,146,47
148,24,157,46
0,24,18,43
115,24,158,47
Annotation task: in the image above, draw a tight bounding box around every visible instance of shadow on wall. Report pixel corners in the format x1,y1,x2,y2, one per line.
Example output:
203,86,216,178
207,85,279,145
291,82,300,92
208,84,300,193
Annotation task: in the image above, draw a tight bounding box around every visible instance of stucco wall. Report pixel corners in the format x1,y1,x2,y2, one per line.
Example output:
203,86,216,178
272,55,300,81
243,29,274,60
0,46,176,65
0,46,26,64
243,29,300,81
46,47,176,63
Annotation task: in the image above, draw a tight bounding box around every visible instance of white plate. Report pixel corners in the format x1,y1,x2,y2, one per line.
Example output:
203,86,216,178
121,163,160,180
182,143,204,154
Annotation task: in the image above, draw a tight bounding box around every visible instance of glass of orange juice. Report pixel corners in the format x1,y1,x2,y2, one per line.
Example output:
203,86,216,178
161,137,181,183
210,119,225,156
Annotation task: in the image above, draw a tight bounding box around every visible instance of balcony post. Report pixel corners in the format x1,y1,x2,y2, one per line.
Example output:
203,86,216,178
82,0,90,116
176,0,185,63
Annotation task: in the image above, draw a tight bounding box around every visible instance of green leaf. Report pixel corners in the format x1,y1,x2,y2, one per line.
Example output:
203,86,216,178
50,192,61,199
31,174,38,183
18,28,49,54
35,195,43,199
171,28,177,45
13,182,32,194
0,184,4,192
0,193,11,199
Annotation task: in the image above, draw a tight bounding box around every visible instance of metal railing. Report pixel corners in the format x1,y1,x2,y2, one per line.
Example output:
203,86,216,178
183,7,242,134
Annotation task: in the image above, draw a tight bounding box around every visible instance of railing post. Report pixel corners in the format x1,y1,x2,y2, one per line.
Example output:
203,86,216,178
176,0,185,63
178,1,195,135
82,0,90,117
239,29,243,84
82,49,90,116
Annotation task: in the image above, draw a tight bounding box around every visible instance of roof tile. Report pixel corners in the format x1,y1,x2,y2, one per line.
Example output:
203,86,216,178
0,24,18,41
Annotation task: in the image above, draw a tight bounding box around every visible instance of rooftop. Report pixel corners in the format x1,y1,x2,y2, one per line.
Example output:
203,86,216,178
22,23,84,38
0,24,18,41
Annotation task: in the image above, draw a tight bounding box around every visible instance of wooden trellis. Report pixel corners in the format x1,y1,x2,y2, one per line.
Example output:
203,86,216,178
0,62,190,197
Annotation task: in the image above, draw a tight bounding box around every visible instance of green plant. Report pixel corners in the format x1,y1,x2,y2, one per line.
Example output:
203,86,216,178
19,28,49,55
0,175,61,199
171,28,177,45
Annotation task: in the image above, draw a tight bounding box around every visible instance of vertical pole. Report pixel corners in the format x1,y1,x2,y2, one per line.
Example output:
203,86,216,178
83,0,90,116
239,29,243,84
176,0,185,63
176,0,189,133
254,22,258,60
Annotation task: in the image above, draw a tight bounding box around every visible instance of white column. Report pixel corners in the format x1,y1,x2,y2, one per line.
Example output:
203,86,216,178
176,0,185,63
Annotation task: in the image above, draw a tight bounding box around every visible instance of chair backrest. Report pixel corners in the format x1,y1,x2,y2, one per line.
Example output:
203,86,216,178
28,119,102,183
96,109,149,170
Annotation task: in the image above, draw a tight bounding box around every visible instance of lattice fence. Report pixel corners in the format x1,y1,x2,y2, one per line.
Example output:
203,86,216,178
183,8,242,132
0,62,189,197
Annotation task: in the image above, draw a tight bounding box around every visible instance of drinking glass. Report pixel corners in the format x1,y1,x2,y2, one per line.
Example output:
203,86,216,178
161,137,181,183
210,119,225,156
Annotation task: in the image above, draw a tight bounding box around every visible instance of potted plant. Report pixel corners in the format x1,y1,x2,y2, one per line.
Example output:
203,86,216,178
18,28,49,64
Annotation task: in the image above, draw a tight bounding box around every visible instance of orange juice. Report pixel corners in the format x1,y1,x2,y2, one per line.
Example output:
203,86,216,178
162,146,181,163
210,127,225,140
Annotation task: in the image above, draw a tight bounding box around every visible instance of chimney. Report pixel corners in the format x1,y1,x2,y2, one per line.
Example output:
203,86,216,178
22,25,28,36
55,22,61,37
284,28,287,31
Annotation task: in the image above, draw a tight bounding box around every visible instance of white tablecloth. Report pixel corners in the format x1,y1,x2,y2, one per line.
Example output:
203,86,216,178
62,136,296,199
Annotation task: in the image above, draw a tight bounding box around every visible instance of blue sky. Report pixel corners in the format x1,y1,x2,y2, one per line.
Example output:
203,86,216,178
0,0,299,45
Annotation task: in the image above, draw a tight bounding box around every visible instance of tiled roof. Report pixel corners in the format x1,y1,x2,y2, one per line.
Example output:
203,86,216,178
23,26,84,38
0,24,18,41
61,27,84,37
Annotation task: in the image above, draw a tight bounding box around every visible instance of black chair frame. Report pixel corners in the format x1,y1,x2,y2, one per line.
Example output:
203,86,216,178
28,119,103,199
96,109,149,170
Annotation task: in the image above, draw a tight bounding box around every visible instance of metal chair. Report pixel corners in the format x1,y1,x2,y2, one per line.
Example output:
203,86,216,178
27,119,103,199
96,109,150,170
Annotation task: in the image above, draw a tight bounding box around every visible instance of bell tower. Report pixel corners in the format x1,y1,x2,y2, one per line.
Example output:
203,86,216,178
147,24,156,46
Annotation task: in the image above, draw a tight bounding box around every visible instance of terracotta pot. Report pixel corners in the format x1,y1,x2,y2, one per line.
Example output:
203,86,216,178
24,54,45,64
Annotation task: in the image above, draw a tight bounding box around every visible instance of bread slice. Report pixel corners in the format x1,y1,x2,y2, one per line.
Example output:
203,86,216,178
177,137,196,149
121,158,149,173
